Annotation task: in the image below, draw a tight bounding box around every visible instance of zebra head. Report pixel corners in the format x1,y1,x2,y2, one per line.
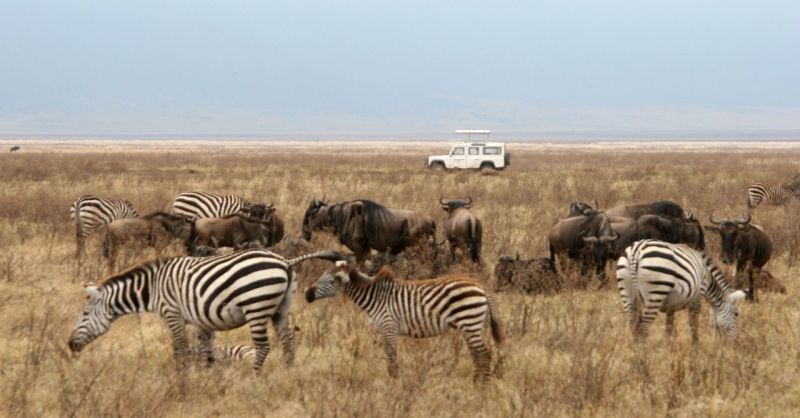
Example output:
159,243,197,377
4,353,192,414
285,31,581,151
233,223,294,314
305,260,352,302
710,289,746,339
68,283,114,354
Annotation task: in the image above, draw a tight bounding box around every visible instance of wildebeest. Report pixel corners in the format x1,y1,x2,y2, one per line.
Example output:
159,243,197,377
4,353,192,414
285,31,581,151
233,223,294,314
439,197,482,264
609,212,705,258
103,212,195,272
494,255,561,294
548,212,619,278
605,200,685,220
241,202,285,246
301,197,436,263
9,145,20,153
705,212,773,302
188,213,272,251
568,201,597,217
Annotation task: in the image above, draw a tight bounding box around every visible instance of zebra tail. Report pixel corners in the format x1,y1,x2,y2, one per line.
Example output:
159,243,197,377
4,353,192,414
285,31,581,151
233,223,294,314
286,250,345,267
487,295,504,346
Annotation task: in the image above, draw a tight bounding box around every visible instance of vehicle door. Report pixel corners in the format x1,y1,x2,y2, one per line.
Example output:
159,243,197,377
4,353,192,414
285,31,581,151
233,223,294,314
450,146,466,168
467,146,482,168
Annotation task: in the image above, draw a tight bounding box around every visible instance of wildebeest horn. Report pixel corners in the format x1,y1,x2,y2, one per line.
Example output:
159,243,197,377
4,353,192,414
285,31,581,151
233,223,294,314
265,201,273,209
599,232,619,243
686,209,694,220
709,211,726,225
465,196,473,206
594,199,599,210
582,236,599,244
734,211,751,225
439,196,448,206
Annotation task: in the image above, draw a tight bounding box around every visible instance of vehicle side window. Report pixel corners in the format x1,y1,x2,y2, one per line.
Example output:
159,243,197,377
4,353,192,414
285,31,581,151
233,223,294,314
483,147,501,155
468,147,480,155
451,147,465,156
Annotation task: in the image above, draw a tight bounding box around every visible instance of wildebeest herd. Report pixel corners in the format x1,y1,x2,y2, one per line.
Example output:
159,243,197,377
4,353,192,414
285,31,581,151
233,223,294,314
66,179,792,383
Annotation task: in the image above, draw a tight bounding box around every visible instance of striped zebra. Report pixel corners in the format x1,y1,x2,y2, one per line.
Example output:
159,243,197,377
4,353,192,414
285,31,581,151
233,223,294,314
68,249,342,372
70,195,139,256
172,191,250,219
747,174,800,209
616,240,745,341
305,260,504,383
190,344,256,367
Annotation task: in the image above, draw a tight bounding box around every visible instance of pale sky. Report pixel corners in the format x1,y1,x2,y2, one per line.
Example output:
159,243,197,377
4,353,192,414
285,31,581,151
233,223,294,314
1,1,798,138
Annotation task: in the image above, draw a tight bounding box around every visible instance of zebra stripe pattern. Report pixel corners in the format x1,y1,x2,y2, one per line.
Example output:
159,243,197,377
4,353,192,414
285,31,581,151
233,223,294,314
616,240,745,341
69,249,341,371
190,344,257,367
305,262,503,383
173,191,250,219
70,195,139,254
747,174,800,209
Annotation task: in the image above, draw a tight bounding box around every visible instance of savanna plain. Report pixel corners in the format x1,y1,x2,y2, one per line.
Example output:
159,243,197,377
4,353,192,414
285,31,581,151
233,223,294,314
2,141,800,417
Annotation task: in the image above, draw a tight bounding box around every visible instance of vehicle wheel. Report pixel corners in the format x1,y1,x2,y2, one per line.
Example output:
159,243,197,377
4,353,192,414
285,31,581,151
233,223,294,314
479,162,496,175
431,162,446,172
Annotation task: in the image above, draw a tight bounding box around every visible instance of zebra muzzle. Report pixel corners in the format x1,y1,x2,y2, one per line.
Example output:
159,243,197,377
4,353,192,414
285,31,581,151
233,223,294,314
304,287,316,303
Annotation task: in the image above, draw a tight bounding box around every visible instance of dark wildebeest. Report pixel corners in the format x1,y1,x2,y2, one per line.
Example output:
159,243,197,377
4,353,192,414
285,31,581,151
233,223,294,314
103,212,195,272
188,213,272,252
494,255,561,294
605,200,685,220
568,201,597,217
9,145,20,153
609,212,705,258
705,212,773,302
241,202,285,246
301,198,436,263
548,212,619,279
439,197,482,264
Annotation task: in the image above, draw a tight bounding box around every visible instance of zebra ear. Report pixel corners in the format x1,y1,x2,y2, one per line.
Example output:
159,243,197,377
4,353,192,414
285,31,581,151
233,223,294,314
728,290,746,303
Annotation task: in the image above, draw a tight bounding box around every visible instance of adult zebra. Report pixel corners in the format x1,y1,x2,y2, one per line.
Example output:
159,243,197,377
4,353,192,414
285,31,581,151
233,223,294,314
305,260,504,384
68,249,343,371
172,191,250,219
747,174,800,210
70,195,139,257
616,240,745,341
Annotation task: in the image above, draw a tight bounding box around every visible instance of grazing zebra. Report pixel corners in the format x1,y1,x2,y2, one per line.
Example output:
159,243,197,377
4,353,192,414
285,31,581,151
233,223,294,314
616,240,745,341
305,260,504,383
68,249,343,372
70,195,139,256
172,191,250,219
747,174,800,209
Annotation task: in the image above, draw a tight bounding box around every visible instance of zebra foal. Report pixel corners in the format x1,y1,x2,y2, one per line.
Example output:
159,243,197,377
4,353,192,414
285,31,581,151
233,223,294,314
616,240,745,341
69,249,342,371
305,260,504,383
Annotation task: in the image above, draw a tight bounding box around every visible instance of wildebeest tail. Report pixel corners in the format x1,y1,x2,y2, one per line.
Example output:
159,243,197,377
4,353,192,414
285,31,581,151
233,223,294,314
487,295,504,346
102,233,110,258
467,218,479,263
548,243,557,273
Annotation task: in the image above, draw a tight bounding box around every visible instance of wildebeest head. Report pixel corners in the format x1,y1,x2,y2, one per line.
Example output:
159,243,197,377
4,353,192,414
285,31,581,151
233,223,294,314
302,196,329,241
581,232,620,269
241,202,274,222
568,201,596,217
439,196,472,213
705,211,752,264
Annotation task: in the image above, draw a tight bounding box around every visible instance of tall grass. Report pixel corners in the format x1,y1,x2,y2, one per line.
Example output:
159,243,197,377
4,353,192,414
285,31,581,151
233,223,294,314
1,144,799,417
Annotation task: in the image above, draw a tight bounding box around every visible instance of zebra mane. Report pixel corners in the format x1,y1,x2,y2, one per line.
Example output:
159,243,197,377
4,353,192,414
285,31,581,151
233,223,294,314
99,258,168,288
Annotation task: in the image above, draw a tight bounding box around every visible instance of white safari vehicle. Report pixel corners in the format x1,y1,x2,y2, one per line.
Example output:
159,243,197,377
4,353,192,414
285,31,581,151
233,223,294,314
426,130,509,171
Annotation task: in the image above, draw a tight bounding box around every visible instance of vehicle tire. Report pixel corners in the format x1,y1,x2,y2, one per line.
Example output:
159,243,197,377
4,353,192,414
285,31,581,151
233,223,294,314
431,162,446,172
479,162,496,175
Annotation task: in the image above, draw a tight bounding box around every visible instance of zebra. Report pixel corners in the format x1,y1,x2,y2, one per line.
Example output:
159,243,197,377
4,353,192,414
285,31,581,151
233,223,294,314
172,191,251,219
68,249,343,372
189,343,256,367
747,174,800,209
305,260,504,383
616,240,745,341
70,195,139,257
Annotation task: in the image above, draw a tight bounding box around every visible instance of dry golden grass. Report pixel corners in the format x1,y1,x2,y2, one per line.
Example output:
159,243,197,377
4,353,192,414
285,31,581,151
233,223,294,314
2,143,800,417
